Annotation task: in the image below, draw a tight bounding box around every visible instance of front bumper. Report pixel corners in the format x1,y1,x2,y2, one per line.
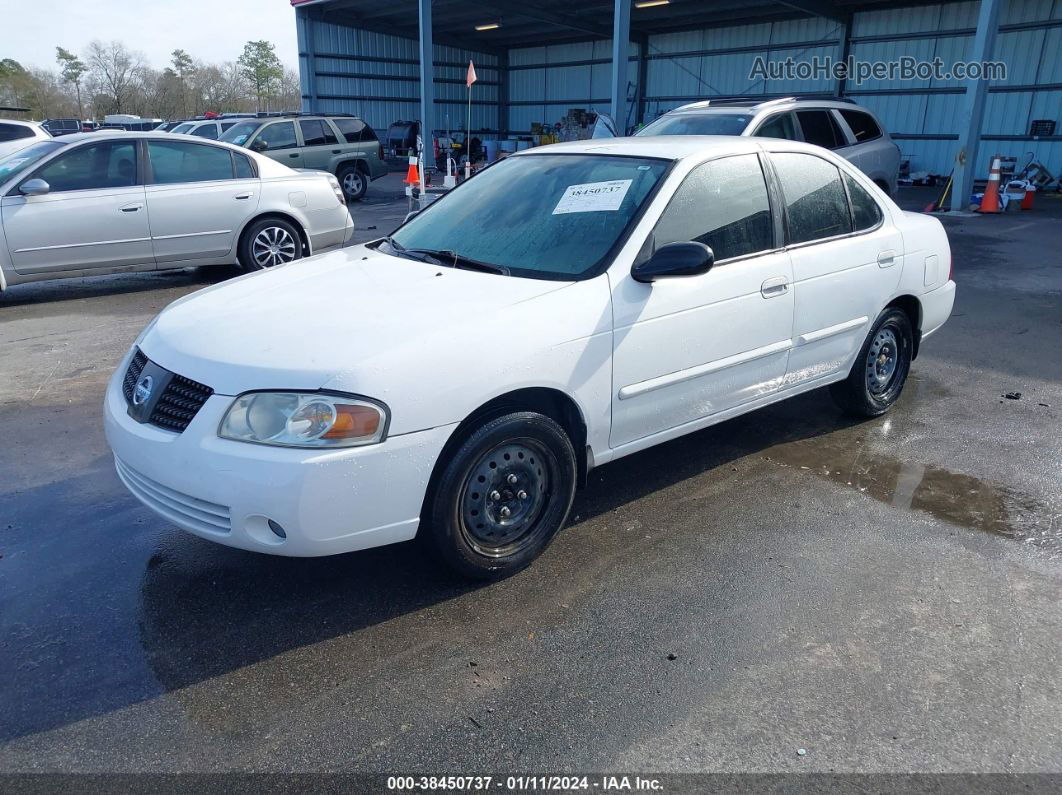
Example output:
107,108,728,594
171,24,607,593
104,353,455,556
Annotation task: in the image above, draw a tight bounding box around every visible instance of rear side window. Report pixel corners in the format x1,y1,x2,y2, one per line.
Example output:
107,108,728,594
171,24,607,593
234,152,255,178
299,119,338,146
843,172,883,231
0,124,34,142
148,140,234,184
333,118,375,143
796,110,846,149
255,121,297,151
754,113,798,141
839,110,882,143
653,153,774,262
771,152,852,244
192,124,219,140
34,141,138,192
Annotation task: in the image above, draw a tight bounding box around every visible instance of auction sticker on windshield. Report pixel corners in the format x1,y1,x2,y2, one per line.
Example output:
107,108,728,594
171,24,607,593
552,179,632,215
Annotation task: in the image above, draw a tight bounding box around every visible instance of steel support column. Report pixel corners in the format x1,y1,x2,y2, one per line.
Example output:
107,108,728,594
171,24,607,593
610,0,632,123
635,38,648,129
951,0,1001,212
296,6,318,113
498,51,510,136
418,0,436,169
836,13,852,97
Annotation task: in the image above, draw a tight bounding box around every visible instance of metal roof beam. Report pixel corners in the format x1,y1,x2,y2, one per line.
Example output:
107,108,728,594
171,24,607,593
484,0,638,42
774,0,847,22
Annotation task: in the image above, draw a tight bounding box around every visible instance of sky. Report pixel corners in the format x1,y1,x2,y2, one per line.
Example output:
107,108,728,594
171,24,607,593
5,0,300,71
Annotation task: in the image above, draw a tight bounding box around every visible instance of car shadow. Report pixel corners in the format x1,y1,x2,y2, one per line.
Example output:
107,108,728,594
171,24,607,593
0,266,241,308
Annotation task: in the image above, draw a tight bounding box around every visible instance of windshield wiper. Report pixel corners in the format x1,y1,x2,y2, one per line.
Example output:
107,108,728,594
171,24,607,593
394,246,510,275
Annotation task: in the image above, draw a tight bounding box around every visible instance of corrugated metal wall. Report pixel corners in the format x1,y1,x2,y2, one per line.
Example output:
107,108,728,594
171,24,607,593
299,1,1062,176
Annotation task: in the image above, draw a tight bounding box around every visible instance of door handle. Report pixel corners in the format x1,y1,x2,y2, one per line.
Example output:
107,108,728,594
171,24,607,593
288,153,299,159
331,149,342,154
877,249,897,267
760,276,789,298
120,205,143,213
234,192,253,200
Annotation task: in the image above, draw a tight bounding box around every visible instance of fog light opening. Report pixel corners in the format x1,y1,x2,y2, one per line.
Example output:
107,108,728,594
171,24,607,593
267,519,287,539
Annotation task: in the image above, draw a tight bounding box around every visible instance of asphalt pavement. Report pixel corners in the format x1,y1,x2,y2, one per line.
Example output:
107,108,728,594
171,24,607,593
1,177,1061,776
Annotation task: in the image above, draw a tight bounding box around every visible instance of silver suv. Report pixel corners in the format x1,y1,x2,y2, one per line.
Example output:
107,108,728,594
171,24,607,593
636,97,900,196
221,114,388,201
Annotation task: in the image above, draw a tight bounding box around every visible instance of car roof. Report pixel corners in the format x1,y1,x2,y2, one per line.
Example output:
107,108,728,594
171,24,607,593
36,131,247,149
664,96,864,115
0,119,45,128
519,135,763,161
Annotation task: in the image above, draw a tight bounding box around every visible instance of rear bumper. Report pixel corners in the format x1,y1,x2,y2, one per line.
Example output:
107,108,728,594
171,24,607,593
921,279,956,341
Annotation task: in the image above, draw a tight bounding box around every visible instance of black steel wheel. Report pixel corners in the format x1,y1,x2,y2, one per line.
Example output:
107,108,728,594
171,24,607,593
830,307,914,417
425,411,577,579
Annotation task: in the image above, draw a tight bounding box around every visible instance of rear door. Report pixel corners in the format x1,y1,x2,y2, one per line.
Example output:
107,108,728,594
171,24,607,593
768,150,903,384
248,120,302,168
297,119,340,171
143,139,261,263
2,139,152,275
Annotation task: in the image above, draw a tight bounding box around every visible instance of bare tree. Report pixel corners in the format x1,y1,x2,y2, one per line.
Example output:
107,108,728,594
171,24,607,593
85,40,145,114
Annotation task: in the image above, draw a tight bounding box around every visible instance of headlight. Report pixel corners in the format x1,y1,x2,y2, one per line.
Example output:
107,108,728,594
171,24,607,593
219,392,388,448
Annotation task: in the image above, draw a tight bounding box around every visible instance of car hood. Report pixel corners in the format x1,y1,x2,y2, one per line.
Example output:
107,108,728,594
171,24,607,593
141,244,578,397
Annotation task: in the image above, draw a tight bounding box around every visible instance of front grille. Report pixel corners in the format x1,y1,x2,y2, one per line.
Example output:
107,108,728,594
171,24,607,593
150,373,214,432
122,349,148,403
122,348,214,433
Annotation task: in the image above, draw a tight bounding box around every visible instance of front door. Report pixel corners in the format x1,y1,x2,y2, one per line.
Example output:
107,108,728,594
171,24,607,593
3,139,152,275
610,153,795,450
144,139,261,263
250,120,302,168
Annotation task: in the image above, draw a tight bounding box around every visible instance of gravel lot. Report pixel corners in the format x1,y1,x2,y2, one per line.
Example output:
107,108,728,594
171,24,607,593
1,176,1061,774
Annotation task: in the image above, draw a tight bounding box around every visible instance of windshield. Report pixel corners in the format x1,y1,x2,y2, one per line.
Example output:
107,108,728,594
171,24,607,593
637,112,752,137
220,121,262,146
0,141,64,181
389,153,669,280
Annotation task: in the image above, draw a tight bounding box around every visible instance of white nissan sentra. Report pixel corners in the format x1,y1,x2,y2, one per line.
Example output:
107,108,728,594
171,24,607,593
105,136,955,579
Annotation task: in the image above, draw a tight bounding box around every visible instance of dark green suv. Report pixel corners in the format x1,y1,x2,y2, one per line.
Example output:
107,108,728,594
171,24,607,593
220,114,387,201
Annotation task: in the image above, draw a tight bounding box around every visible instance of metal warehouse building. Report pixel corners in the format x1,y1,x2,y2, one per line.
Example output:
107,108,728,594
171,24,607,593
290,0,1060,209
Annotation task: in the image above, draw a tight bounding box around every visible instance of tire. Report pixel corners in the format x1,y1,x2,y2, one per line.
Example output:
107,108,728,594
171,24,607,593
830,307,914,417
424,411,577,580
337,164,368,201
238,217,303,272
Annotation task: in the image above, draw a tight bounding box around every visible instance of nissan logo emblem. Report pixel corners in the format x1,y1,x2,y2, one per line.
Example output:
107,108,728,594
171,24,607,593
132,374,154,406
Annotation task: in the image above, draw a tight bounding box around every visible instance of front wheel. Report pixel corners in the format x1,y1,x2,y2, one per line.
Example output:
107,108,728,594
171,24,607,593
830,307,913,417
424,412,577,580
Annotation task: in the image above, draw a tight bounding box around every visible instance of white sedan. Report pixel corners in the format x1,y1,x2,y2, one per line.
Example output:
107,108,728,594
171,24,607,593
0,131,352,293
105,136,955,579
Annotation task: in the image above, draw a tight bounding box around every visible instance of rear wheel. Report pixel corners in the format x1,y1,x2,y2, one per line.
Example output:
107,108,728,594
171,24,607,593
238,218,302,272
830,307,913,417
337,164,367,201
425,412,577,580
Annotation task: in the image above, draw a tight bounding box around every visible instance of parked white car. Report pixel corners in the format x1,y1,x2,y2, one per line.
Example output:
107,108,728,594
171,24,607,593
106,136,954,578
0,119,52,159
0,131,352,292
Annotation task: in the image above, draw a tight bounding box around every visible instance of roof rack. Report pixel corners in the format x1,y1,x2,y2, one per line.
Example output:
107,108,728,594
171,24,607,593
672,95,859,112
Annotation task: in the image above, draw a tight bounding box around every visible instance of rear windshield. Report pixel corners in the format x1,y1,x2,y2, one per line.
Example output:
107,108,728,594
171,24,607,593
219,121,263,146
389,153,669,280
637,112,753,137
0,141,64,181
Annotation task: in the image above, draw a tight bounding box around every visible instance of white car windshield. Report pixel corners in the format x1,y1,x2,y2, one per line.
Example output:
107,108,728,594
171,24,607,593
0,141,64,181
387,153,670,280
637,112,752,136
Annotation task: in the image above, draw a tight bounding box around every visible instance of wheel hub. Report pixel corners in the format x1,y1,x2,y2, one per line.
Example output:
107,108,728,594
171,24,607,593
461,441,549,552
866,328,899,393
252,226,297,268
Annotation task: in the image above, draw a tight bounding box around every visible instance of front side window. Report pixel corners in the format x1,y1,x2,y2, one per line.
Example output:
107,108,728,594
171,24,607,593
299,119,337,146
754,113,798,141
844,172,883,231
652,154,773,262
771,152,853,244
191,124,219,140
33,141,137,192
796,110,846,149
390,154,669,280
253,121,297,151
839,110,882,143
148,140,234,184
636,112,753,137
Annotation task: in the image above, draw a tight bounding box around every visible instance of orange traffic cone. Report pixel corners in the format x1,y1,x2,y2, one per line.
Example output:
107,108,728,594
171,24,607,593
976,157,1002,213
1021,184,1036,210
404,153,419,186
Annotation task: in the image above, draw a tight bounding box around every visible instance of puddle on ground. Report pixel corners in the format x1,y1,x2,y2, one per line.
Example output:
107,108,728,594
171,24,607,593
768,434,1061,557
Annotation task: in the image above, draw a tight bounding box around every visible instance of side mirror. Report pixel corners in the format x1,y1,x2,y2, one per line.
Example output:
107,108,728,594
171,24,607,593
250,139,268,153
20,178,50,197
632,241,715,283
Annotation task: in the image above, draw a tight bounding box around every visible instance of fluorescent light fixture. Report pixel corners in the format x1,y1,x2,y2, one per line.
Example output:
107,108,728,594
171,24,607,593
635,0,670,7
475,22,501,30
